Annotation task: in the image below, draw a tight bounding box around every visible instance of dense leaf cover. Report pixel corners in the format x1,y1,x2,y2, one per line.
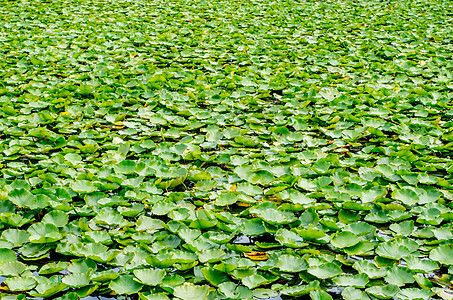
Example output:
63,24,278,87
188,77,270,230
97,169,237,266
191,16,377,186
0,0,453,299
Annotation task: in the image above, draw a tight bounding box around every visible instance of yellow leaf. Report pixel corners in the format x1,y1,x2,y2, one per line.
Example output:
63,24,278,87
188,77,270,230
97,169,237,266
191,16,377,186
245,252,269,261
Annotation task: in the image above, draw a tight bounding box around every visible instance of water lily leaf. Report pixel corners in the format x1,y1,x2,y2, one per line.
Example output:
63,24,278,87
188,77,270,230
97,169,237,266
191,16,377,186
405,255,438,273
27,222,62,243
77,243,120,263
294,227,326,240
133,269,166,286
218,281,252,299
366,284,399,299
5,276,36,291
215,192,239,206
310,290,333,300
114,160,137,174
275,229,306,248
91,270,120,282
255,208,296,225
308,263,342,279
20,243,51,259
1,0,452,298
138,293,171,300
429,244,453,265
62,272,91,287
172,250,198,264
152,201,177,216
1,229,30,248
67,258,97,274
397,288,434,300
136,216,165,231
384,267,415,286
341,287,371,300
39,261,69,275
297,178,317,191
200,267,229,287
173,283,210,300
109,275,143,295
276,254,308,272
389,220,414,236
242,274,266,289
280,281,320,296
353,261,386,279
375,238,418,260
42,210,69,227
392,188,419,206
330,231,361,248
30,279,67,298
0,248,18,264
8,189,44,209
70,180,97,194
94,207,126,226
333,273,369,288
197,248,226,263
146,254,177,268
344,241,375,256
252,289,279,299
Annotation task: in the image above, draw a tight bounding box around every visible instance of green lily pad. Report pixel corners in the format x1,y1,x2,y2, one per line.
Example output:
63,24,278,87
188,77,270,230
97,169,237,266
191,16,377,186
405,255,438,273
1,229,30,247
133,269,166,286
39,261,69,275
0,261,27,276
429,244,453,265
366,284,399,299
5,276,36,291
242,274,267,289
310,290,333,300
91,270,120,282
0,248,17,264
70,180,97,194
341,287,371,300
173,283,210,300
308,263,342,279
397,288,434,300
276,254,308,272
62,272,91,287
109,275,143,295
330,231,361,248
30,277,68,298
384,267,415,286
200,267,229,287
219,281,252,299
333,273,369,288
42,210,69,227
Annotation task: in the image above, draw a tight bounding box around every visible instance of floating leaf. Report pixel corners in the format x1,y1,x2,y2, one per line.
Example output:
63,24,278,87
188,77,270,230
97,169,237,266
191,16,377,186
109,275,143,295
429,244,453,265
5,276,36,291
308,263,342,279
173,283,210,300
133,269,166,286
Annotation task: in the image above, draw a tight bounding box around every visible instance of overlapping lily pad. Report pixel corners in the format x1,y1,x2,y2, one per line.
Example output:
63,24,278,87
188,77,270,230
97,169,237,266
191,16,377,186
0,0,453,298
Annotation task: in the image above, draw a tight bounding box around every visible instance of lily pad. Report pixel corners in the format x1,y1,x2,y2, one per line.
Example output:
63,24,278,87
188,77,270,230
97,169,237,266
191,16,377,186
109,275,143,295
